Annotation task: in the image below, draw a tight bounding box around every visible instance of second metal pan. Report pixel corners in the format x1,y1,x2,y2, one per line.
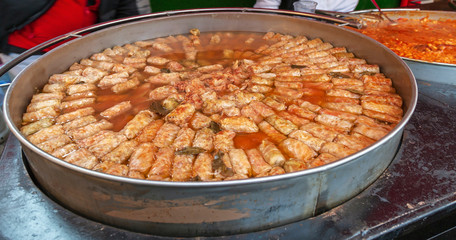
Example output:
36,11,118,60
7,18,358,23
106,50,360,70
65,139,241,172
354,9,456,85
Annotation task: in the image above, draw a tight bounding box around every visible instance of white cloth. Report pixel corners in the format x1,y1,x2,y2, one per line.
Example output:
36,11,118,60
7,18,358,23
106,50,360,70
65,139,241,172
136,0,151,14
254,0,359,12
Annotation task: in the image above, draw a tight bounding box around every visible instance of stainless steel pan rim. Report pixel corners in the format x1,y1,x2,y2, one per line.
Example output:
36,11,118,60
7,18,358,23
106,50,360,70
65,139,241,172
402,56,456,67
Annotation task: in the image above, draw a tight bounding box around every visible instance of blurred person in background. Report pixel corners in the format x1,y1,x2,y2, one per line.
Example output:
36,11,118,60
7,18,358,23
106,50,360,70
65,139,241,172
0,0,149,82
253,0,360,12
254,0,404,12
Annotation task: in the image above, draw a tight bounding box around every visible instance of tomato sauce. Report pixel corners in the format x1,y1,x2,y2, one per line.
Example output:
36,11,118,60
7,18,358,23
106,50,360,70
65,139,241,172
351,17,456,64
80,32,334,147
85,32,271,131
233,132,269,150
18,25,413,182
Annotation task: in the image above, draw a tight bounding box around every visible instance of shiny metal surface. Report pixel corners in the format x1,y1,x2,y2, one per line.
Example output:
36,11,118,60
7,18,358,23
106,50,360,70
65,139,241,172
3,10,417,237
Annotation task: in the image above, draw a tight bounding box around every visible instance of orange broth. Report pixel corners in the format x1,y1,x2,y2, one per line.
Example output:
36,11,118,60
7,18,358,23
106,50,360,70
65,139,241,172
86,32,273,136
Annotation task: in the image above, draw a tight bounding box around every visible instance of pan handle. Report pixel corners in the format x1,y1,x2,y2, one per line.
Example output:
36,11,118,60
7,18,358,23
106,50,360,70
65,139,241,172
0,8,360,82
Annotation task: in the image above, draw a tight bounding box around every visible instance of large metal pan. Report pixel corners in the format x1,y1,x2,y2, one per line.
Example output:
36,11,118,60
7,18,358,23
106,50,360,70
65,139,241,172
354,9,456,85
2,9,417,237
